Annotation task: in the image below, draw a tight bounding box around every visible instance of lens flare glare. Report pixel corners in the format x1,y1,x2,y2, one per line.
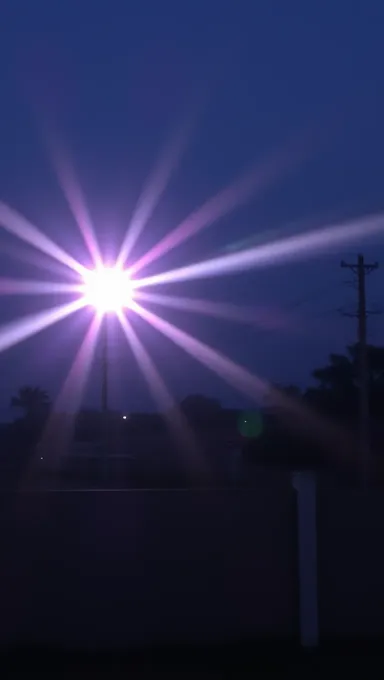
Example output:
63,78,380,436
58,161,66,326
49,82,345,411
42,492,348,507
81,266,134,314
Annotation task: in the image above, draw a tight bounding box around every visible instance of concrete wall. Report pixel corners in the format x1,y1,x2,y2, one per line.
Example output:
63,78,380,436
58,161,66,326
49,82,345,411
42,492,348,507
318,485,384,637
0,474,297,648
5,466,384,645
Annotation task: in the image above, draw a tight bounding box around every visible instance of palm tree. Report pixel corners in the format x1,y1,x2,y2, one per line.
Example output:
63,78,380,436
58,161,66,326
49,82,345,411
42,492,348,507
305,344,384,422
10,386,51,423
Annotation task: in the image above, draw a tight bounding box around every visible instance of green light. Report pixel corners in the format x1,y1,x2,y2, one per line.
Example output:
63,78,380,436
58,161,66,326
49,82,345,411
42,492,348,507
237,410,263,439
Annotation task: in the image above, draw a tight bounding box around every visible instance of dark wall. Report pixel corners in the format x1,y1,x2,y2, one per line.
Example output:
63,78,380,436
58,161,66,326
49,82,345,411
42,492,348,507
0,478,297,648
318,485,384,637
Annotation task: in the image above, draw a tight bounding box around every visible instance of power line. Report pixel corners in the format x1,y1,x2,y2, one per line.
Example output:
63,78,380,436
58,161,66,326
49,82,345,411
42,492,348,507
340,254,379,488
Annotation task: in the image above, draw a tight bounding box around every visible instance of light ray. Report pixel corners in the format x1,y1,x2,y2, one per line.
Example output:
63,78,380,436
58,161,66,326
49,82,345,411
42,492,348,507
134,212,384,288
117,311,205,477
129,143,304,276
0,297,86,355
0,238,83,280
116,119,193,268
52,313,102,412
0,202,87,276
132,301,353,457
37,313,102,470
134,290,294,331
46,136,103,267
0,278,84,296
131,300,275,402
118,310,176,413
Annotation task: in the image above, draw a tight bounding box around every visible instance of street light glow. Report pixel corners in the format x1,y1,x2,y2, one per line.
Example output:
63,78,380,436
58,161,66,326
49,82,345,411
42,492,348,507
81,265,133,314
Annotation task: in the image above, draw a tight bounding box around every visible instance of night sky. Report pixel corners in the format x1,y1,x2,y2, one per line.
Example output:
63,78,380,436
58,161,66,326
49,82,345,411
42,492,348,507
0,2,384,417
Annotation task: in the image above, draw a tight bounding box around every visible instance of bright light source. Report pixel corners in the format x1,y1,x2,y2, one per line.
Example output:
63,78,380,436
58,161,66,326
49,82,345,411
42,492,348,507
122,415,127,420
82,266,133,314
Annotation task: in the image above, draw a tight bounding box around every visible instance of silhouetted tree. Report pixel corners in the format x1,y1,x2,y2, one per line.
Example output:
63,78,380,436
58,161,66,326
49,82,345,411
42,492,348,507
10,386,51,424
304,343,384,423
264,383,303,410
4,386,52,466
180,394,222,427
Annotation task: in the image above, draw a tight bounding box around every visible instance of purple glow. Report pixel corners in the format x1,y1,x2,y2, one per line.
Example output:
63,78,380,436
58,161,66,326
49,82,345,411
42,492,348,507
0,202,87,276
134,212,384,288
37,313,102,468
47,139,103,268
0,278,83,296
131,300,268,400
52,313,102,413
0,297,86,355
134,290,295,331
116,120,193,268
129,146,297,276
118,311,203,469
132,301,353,456
118,311,174,412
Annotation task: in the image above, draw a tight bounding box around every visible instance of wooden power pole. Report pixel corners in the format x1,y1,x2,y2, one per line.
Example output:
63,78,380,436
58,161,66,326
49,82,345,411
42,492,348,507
341,254,378,487
101,318,108,417
101,318,110,463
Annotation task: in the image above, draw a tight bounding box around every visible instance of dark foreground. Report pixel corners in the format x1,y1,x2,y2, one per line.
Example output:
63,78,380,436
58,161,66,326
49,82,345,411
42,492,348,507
2,640,384,676
2,483,384,675
0,484,297,648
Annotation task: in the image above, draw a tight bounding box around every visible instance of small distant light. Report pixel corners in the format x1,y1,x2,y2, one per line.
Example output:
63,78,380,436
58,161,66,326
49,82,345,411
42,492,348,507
237,410,263,439
122,415,127,420
40,456,44,460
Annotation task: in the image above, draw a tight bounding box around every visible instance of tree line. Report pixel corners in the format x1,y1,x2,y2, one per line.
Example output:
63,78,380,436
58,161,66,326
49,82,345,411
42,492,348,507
2,342,384,483
5,341,384,431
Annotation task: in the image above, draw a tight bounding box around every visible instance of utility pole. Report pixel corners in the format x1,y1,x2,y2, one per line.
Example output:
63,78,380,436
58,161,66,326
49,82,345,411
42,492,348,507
101,318,108,415
101,318,109,462
341,254,378,487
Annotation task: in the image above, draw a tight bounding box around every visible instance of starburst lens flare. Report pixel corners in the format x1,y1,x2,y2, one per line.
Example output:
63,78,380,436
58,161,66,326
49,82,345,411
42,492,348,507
81,266,134,314
37,313,102,468
128,139,306,277
0,298,86,355
0,201,86,276
117,310,205,475
131,301,352,457
134,212,384,289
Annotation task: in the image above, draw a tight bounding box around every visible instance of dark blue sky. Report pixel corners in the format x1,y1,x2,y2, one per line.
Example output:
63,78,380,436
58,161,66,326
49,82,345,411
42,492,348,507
0,1,384,414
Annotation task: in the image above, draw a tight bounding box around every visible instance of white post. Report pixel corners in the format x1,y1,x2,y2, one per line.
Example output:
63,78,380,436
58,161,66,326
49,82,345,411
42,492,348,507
291,470,319,648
